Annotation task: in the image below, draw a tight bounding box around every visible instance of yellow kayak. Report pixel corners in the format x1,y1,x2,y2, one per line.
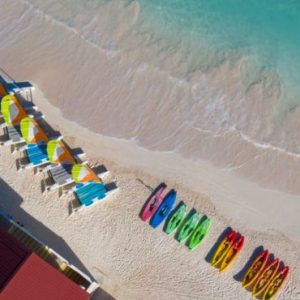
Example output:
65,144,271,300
242,249,269,288
219,235,245,272
262,266,290,300
211,230,236,267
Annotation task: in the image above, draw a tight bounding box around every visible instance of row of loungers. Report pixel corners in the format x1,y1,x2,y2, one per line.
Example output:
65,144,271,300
0,85,118,210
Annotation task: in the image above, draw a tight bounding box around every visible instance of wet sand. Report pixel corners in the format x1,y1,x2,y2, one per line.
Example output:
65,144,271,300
0,85,299,299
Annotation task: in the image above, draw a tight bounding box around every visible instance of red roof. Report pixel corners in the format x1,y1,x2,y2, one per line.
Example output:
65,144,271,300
0,253,90,300
0,229,30,291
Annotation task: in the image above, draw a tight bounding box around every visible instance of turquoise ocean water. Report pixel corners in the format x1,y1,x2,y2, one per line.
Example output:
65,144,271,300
137,0,300,110
41,0,300,111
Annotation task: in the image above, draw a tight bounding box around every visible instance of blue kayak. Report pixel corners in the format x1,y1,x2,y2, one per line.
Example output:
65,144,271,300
150,189,177,228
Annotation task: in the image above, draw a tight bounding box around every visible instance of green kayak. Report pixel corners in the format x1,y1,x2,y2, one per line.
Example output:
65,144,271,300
176,211,202,243
164,202,187,234
188,217,212,250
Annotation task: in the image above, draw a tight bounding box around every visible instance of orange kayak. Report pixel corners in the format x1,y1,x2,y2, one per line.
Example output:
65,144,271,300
219,235,245,272
252,258,280,297
211,230,236,267
242,249,269,288
262,266,290,300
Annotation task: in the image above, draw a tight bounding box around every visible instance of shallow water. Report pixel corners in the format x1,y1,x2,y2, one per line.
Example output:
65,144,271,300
2,0,300,193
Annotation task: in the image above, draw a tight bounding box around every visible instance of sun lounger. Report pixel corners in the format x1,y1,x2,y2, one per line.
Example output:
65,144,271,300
0,126,25,146
73,181,118,208
43,163,109,192
4,81,35,95
42,164,74,191
16,143,50,170
17,138,87,172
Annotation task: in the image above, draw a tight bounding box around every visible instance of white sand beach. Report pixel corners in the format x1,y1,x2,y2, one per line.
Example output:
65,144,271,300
0,85,299,299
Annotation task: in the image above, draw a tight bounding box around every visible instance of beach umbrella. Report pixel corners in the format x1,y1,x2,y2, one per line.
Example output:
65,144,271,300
47,139,75,164
71,163,100,183
0,83,7,98
1,94,28,126
20,117,49,144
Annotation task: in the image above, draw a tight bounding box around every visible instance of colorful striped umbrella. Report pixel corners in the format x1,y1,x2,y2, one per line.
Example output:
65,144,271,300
47,140,76,164
71,163,100,183
0,83,7,98
20,117,49,144
1,95,28,126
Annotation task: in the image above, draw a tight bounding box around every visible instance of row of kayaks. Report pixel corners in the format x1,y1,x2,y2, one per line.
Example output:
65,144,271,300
140,183,290,300
242,249,290,300
140,183,212,250
211,229,245,272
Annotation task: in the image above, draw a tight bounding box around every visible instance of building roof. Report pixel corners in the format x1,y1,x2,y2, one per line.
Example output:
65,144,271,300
0,253,90,300
0,229,30,291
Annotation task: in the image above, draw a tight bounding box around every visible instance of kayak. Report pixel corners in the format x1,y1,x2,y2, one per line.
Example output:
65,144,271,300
150,189,177,228
211,230,236,267
242,249,269,288
219,235,245,272
140,183,167,221
188,217,212,250
262,266,290,300
176,211,202,243
164,202,187,234
252,258,280,297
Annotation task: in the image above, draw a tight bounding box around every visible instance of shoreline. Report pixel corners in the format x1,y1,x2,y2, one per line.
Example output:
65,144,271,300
0,1,300,299
31,85,300,244
0,77,299,298
2,0,300,196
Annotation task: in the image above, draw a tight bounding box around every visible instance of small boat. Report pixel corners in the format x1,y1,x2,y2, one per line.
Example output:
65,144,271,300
150,190,177,228
262,266,290,300
140,183,167,221
176,211,202,243
219,234,245,272
188,217,212,250
164,202,187,234
211,230,236,267
242,249,269,288
252,258,280,297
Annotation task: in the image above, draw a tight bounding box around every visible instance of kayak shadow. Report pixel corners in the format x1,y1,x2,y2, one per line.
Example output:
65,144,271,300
233,245,264,282
139,182,166,218
205,226,232,263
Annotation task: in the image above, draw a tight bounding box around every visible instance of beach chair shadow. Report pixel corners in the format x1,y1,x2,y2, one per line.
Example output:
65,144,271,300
233,245,264,282
71,147,85,158
205,226,232,263
41,176,55,194
105,182,118,193
139,182,166,217
93,165,108,178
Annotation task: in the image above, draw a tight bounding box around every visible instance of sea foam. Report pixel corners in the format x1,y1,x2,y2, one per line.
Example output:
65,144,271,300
1,0,300,193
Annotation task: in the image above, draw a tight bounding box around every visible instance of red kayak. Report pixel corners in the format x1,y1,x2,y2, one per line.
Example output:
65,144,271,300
140,183,168,221
252,258,280,297
219,234,245,272
242,249,269,288
262,266,290,300
211,230,237,267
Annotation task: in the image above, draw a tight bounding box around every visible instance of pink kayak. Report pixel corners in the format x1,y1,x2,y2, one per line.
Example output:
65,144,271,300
140,183,168,221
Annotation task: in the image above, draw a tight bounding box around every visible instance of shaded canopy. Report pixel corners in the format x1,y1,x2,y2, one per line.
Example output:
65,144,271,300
20,117,49,144
72,163,100,183
1,95,28,126
47,140,75,164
